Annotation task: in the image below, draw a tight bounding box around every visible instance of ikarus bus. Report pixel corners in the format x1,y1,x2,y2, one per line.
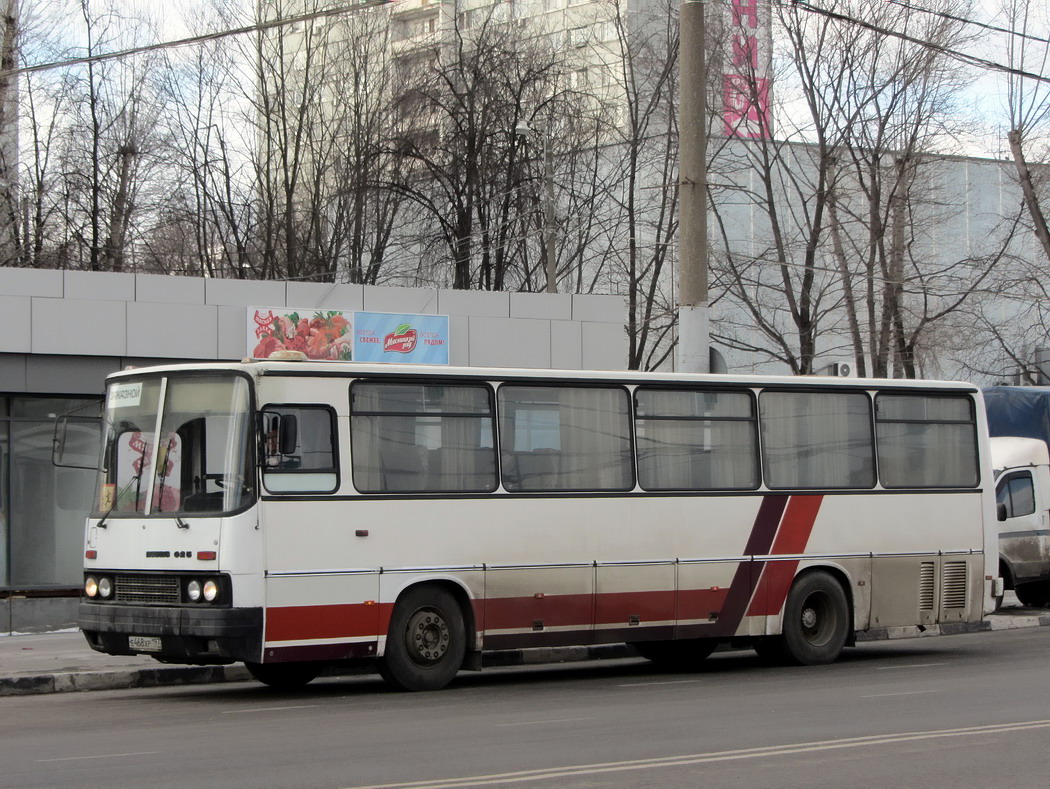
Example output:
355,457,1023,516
77,358,1002,691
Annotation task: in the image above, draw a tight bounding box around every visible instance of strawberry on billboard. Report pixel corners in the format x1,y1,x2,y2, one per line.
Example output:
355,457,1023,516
354,312,449,365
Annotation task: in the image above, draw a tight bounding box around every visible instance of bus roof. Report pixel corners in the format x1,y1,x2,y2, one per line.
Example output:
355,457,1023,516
106,359,982,393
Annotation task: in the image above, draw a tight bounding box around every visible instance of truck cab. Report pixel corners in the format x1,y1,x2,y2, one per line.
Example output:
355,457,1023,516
991,436,1050,607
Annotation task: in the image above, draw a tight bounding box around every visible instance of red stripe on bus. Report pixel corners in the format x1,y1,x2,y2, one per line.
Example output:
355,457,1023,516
264,602,392,642
266,587,734,644
594,589,676,625
747,495,824,617
482,593,594,630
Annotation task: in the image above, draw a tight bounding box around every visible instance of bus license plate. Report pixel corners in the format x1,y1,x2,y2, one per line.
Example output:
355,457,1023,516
128,636,162,652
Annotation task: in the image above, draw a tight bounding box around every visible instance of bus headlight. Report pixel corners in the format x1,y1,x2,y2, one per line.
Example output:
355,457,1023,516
98,577,113,599
203,579,219,602
84,576,98,598
187,579,202,602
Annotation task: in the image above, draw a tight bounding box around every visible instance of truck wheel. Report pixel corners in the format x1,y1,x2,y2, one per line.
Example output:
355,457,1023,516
379,586,465,691
780,571,850,665
1015,581,1050,608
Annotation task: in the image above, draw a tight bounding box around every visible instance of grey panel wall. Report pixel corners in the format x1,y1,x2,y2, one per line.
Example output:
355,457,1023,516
0,271,626,395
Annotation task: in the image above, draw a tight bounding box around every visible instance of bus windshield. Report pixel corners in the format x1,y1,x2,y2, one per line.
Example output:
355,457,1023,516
95,373,253,517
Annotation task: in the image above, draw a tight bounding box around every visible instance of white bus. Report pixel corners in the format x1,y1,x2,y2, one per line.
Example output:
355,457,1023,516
77,359,999,691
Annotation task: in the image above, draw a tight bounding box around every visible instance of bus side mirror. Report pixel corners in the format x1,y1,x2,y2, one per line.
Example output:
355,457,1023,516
53,416,102,470
279,414,298,455
997,502,1008,522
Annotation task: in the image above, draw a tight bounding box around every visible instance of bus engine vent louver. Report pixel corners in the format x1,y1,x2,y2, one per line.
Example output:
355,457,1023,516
942,562,968,609
919,562,935,610
115,574,181,605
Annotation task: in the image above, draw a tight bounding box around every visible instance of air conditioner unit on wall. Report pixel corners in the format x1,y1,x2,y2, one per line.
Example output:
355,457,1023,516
823,362,854,378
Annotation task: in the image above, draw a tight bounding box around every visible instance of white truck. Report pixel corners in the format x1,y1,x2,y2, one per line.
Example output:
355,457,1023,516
990,436,1050,607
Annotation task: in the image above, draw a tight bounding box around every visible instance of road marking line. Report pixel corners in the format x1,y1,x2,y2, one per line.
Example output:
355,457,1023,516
341,719,1050,789
861,690,942,698
37,751,160,763
619,679,704,688
222,704,319,714
496,717,596,728
875,663,948,670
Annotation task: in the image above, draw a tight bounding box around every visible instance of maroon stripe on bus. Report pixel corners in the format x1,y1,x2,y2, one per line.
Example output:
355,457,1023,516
708,494,790,637
748,495,823,617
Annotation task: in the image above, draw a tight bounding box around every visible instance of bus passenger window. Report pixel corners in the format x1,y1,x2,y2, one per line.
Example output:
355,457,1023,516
635,389,758,491
260,406,338,493
760,391,875,490
350,382,496,494
498,385,633,492
875,394,978,488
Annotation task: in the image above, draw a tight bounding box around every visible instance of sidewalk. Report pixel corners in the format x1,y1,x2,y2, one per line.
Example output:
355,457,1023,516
3,597,1049,697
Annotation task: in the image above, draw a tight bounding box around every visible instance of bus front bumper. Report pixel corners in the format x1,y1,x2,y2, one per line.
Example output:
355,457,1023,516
79,602,263,665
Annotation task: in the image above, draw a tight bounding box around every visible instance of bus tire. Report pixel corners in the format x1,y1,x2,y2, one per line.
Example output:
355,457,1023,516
245,661,322,690
633,638,717,669
380,586,466,692
779,571,850,666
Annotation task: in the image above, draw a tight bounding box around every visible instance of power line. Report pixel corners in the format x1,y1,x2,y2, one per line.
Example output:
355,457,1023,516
0,0,393,80
791,0,1050,85
885,0,1050,48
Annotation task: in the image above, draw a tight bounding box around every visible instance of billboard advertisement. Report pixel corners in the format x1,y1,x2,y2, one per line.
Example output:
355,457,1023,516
248,308,449,365
353,312,450,365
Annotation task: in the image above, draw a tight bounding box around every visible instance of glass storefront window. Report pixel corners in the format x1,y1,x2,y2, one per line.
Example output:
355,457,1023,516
2,397,101,589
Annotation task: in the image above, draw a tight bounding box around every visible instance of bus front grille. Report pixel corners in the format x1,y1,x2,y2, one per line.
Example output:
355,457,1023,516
115,574,181,605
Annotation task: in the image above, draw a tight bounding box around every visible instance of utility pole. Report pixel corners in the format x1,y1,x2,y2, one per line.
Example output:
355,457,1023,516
678,0,709,373
0,0,18,267
542,128,557,293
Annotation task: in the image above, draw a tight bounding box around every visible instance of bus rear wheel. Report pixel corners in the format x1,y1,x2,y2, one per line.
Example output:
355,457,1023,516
245,661,322,690
778,571,850,666
380,586,466,692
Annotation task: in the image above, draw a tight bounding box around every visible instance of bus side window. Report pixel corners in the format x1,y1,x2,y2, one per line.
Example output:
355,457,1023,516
260,406,339,493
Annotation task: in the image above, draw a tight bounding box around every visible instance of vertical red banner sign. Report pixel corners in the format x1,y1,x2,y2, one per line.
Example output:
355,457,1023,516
721,0,772,140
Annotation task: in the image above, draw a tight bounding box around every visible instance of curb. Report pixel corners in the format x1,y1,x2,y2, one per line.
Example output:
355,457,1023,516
0,665,250,697
3,614,1047,698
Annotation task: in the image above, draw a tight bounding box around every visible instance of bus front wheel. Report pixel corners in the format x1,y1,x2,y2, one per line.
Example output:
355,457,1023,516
380,586,466,692
778,571,850,665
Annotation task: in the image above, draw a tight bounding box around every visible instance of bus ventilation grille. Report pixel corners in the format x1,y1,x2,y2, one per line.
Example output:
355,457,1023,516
942,562,968,609
115,574,181,605
918,562,935,611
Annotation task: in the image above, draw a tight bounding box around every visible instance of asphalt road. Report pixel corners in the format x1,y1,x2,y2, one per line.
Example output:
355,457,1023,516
3,628,1050,789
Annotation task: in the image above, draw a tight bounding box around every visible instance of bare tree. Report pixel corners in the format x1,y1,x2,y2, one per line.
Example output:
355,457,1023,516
1001,0,1050,266
600,0,680,370
386,1,572,290
711,0,997,378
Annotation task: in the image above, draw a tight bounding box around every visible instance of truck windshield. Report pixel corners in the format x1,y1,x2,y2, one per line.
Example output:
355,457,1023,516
95,374,253,516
